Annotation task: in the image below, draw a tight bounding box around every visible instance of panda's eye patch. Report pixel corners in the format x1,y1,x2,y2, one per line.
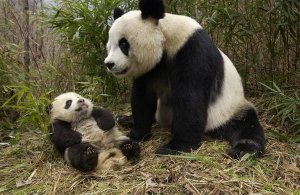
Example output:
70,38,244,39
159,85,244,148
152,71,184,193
119,38,130,56
65,100,72,109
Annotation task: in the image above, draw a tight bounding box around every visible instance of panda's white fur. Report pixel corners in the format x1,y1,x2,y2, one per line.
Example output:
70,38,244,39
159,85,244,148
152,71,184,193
105,11,202,77
106,11,164,78
105,11,245,132
105,0,265,158
50,92,93,123
50,92,129,170
205,51,246,131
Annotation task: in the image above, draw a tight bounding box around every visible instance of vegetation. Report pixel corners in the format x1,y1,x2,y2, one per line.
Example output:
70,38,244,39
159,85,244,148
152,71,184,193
0,0,299,194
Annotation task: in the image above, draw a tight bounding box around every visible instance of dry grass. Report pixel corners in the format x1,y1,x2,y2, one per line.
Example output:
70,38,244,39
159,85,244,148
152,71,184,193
0,122,300,194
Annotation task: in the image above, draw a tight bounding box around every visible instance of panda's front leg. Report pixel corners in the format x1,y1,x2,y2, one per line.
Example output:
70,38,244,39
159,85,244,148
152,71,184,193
129,79,157,142
156,75,209,155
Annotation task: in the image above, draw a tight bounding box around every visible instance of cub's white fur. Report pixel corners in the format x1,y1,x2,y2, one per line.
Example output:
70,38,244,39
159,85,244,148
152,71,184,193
50,92,128,170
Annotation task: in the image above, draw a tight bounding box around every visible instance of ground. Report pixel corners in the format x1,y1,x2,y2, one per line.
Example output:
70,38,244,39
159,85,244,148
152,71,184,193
0,113,299,194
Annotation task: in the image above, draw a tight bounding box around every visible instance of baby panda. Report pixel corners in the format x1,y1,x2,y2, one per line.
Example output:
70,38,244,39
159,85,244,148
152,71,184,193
47,92,140,172
104,0,265,158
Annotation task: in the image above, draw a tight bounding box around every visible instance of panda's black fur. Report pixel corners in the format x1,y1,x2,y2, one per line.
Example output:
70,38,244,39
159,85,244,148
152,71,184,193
105,0,265,158
48,92,140,172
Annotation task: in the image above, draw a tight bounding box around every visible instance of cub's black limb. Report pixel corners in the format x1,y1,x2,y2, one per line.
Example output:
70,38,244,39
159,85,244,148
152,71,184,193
66,142,98,172
116,115,134,128
92,107,115,131
49,120,82,154
119,140,141,162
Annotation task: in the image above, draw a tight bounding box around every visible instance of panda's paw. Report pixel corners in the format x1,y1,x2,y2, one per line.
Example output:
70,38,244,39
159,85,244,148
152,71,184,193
120,140,141,162
67,143,98,172
155,145,181,155
83,145,98,159
227,139,264,159
81,144,99,170
156,140,200,156
128,129,151,142
116,115,134,128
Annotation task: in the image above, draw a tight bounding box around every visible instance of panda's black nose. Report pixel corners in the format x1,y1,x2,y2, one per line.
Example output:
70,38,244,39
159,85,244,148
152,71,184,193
106,62,115,70
78,99,85,103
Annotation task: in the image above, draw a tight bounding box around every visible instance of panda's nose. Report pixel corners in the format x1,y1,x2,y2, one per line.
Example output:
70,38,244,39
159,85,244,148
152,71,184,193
78,99,85,103
105,62,115,70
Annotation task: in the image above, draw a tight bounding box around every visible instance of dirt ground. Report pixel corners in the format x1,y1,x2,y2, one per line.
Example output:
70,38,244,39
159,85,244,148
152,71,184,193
0,121,299,194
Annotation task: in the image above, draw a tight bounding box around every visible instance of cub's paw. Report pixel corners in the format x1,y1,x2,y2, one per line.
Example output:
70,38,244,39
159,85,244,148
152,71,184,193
83,145,98,161
116,115,134,128
67,142,99,172
128,129,151,142
120,140,141,162
227,139,264,159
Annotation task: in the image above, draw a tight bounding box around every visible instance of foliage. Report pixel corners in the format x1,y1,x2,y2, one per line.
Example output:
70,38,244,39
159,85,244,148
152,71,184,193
0,40,24,101
0,0,299,140
45,0,137,97
166,0,300,94
1,85,51,133
261,82,300,142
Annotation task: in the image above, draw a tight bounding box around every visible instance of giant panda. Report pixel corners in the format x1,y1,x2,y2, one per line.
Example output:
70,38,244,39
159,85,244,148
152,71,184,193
104,0,265,159
48,92,140,172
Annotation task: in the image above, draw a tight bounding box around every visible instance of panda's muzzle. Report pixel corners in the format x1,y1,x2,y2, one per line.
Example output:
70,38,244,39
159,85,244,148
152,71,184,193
75,99,88,112
114,67,129,75
106,62,115,70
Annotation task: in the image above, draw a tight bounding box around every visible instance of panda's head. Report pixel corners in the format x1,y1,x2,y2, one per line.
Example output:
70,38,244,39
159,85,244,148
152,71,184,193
49,92,93,123
104,0,165,78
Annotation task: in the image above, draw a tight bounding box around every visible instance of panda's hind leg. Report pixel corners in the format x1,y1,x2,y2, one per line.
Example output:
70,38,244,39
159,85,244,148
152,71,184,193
213,107,265,159
64,142,98,172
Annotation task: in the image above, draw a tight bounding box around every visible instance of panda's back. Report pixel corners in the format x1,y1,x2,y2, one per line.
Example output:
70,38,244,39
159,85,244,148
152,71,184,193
159,13,202,57
159,14,246,131
205,51,245,131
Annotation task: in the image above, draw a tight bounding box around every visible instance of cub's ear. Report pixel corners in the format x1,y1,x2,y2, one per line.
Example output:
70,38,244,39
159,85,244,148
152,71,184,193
113,7,124,20
139,0,165,20
45,104,53,115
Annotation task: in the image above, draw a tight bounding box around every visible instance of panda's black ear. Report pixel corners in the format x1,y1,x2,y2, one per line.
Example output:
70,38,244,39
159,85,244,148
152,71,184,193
45,103,53,115
139,0,165,20
113,7,124,20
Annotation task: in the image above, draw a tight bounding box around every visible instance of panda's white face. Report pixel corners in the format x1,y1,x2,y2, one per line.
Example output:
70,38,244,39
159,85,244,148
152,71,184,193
105,11,165,78
50,92,93,123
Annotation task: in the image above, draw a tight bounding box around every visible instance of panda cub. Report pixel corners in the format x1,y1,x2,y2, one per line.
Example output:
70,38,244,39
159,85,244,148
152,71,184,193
48,92,140,172
104,0,265,158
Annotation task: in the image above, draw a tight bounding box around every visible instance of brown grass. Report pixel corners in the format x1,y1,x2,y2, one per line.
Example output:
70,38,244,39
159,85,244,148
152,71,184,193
0,122,299,194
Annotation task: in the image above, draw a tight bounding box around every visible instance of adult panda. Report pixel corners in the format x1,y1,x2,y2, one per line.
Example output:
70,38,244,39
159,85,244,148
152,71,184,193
104,0,265,158
48,92,140,172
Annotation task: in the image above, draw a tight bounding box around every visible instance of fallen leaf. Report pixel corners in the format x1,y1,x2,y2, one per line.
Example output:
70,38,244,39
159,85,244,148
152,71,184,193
283,164,300,173
15,169,37,188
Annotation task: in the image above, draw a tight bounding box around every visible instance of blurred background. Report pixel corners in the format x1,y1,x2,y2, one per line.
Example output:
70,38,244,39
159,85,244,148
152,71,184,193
0,0,299,142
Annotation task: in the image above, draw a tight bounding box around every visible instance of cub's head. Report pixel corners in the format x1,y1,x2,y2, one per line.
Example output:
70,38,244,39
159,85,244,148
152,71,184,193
48,92,93,123
104,0,165,78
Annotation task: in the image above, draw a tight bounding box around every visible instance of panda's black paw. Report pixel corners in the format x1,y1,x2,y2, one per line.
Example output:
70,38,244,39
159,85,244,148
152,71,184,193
128,129,151,142
68,142,99,172
155,145,181,155
155,141,199,156
116,115,134,128
120,140,141,162
227,139,264,159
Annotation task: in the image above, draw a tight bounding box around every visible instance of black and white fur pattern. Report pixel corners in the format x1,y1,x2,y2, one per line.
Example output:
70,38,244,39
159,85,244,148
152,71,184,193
104,0,265,158
48,92,140,172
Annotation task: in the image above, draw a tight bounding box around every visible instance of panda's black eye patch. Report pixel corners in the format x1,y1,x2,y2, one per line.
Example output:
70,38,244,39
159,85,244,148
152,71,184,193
119,38,130,56
65,100,72,109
